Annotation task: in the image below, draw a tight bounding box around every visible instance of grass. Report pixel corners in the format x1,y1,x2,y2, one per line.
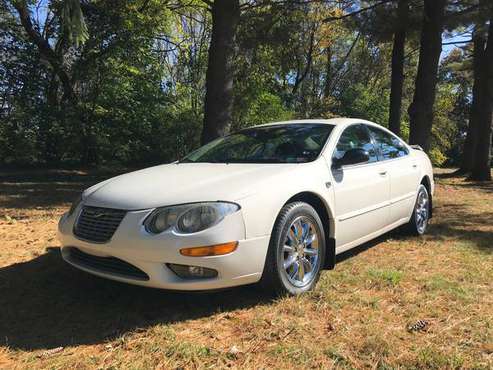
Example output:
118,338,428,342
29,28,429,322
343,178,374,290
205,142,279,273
367,268,403,288
0,168,492,369
423,275,470,301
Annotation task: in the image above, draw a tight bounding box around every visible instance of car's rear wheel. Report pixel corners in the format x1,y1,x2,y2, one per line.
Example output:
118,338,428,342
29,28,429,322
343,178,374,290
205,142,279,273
407,184,430,235
261,202,325,295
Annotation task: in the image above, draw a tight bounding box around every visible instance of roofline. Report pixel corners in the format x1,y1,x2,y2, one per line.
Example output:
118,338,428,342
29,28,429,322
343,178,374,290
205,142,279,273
251,118,375,128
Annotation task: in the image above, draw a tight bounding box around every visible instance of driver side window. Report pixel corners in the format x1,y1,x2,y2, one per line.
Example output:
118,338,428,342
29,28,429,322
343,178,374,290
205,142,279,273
333,124,378,163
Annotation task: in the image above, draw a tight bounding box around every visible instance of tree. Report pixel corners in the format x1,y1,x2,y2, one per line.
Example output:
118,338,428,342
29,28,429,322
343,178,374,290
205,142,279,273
470,8,493,181
200,0,240,145
460,28,484,173
408,0,447,152
388,0,409,135
4,0,174,165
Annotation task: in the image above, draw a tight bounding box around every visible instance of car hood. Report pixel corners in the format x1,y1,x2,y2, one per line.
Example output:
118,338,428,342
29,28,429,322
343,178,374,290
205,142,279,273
82,163,300,210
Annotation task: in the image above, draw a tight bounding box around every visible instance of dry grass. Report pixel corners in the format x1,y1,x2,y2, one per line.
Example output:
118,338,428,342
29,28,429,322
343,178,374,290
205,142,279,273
0,168,492,369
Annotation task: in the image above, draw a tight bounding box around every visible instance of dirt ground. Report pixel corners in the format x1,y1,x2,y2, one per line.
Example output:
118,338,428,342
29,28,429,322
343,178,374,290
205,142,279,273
0,168,492,369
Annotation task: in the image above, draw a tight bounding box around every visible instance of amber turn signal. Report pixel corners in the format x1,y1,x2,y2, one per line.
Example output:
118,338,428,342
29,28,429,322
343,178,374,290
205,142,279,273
180,241,238,257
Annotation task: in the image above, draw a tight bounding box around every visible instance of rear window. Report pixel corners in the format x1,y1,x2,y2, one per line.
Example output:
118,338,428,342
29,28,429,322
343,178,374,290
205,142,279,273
368,126,409,160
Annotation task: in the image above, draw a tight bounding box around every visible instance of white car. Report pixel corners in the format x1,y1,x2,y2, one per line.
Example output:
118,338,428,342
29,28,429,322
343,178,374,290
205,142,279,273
58,118,433,295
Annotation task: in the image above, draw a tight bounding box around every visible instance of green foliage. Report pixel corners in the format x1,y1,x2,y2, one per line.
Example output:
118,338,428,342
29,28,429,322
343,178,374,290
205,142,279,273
0,0,475,167
1,0,204,166
241,92,293,128
429,83,460,166
336,83,390,125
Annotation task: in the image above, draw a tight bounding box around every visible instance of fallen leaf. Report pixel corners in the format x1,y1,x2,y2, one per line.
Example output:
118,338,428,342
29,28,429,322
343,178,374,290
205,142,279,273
481,343,493,354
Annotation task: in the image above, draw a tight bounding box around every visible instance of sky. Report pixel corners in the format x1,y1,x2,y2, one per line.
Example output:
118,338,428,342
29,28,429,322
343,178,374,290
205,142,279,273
442,32,473,58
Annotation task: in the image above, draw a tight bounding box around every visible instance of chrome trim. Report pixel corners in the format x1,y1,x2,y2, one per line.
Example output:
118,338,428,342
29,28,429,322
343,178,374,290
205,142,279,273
73,206,126,244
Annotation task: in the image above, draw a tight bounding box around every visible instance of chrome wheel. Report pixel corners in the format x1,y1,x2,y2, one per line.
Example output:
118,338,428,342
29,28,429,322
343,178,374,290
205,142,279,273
281,216,320,287
415,187,429,234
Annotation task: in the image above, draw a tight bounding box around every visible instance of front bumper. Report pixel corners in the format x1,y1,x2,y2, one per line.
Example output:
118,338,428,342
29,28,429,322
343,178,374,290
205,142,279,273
57,206,269,290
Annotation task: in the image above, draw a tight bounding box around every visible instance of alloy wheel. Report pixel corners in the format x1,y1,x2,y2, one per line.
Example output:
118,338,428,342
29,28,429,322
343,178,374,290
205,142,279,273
281,216,320,287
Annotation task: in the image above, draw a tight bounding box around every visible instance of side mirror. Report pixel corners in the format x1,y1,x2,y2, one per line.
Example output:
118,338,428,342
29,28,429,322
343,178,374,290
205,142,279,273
333,148,370,168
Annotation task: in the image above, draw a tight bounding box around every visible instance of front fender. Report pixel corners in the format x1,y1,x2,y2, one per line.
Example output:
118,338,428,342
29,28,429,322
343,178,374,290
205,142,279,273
235,160,335,240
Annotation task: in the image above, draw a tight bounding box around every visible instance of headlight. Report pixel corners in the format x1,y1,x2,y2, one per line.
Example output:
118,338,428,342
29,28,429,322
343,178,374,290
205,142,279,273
144,202,240,234
68,195,82,216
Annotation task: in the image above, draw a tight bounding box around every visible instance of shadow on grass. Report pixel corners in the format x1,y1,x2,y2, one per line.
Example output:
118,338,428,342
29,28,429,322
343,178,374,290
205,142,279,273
0,247,274,351
335,201,493,262
433,170,464,179
430,202,493,253
0,169,126,209
434,169,493,193
0,182,88,209
428,222,493,253
452,181,493,194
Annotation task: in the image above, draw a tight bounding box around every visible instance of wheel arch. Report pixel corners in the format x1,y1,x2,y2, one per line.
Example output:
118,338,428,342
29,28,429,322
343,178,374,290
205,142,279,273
284,191,336,270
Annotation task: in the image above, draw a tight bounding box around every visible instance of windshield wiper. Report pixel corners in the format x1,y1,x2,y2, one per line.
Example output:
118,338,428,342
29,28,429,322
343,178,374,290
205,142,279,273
178,159,223,164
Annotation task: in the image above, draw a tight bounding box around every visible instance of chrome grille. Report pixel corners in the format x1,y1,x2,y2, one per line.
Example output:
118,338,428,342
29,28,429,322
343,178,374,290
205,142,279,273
66,247,149,281
74,206,126,243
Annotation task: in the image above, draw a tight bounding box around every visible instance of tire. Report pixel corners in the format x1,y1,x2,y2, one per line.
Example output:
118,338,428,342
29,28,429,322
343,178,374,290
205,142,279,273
407,184,430,235
261,202,326,296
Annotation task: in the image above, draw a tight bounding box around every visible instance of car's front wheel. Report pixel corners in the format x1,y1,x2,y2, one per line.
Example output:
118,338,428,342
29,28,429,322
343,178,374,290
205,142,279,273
261,202,325,295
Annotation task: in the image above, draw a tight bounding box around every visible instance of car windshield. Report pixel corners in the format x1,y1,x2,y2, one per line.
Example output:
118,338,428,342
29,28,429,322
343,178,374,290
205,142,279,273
181,124,334,164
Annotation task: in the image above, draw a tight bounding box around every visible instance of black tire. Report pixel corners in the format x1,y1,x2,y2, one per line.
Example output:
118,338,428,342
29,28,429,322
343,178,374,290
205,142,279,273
260,202,326,295
406,184,430,235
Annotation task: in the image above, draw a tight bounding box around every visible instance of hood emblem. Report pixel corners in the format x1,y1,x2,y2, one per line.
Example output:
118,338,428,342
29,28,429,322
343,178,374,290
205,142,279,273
86,209,107,218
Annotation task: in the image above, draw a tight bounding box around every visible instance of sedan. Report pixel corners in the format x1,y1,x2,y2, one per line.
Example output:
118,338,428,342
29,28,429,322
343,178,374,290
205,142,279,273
58,118,434,295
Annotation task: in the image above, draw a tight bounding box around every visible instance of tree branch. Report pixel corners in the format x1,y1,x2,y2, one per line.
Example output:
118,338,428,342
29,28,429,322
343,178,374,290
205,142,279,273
293,27,316,94
322,0,395,22
442,39,472,45
329,31,361,91
12,0,76,102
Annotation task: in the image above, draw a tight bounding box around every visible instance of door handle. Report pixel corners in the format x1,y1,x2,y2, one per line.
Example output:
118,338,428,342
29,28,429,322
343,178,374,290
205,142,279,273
379,171,387,176
412,164,418,168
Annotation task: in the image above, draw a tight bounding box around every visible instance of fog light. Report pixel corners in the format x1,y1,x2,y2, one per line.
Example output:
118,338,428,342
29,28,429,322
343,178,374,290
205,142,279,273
167,263,218,279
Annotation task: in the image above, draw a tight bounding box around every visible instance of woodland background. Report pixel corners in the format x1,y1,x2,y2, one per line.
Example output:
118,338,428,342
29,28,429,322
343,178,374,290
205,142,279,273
1,0,492,180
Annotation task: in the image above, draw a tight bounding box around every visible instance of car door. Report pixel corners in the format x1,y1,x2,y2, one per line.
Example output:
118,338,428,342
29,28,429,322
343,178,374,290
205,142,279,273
330,124,390,251
367,125,420,224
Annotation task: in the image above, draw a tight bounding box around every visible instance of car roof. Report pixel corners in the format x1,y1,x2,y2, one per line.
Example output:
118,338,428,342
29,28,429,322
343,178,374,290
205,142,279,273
253,118,375,128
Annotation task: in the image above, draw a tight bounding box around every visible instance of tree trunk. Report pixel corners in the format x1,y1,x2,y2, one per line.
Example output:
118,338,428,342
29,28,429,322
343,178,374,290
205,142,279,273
470,14,493,181
201,0,240,145
293,28,315,95
408,0,446,152
460,30,485,174
388,0,408,136
324,45,332,98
